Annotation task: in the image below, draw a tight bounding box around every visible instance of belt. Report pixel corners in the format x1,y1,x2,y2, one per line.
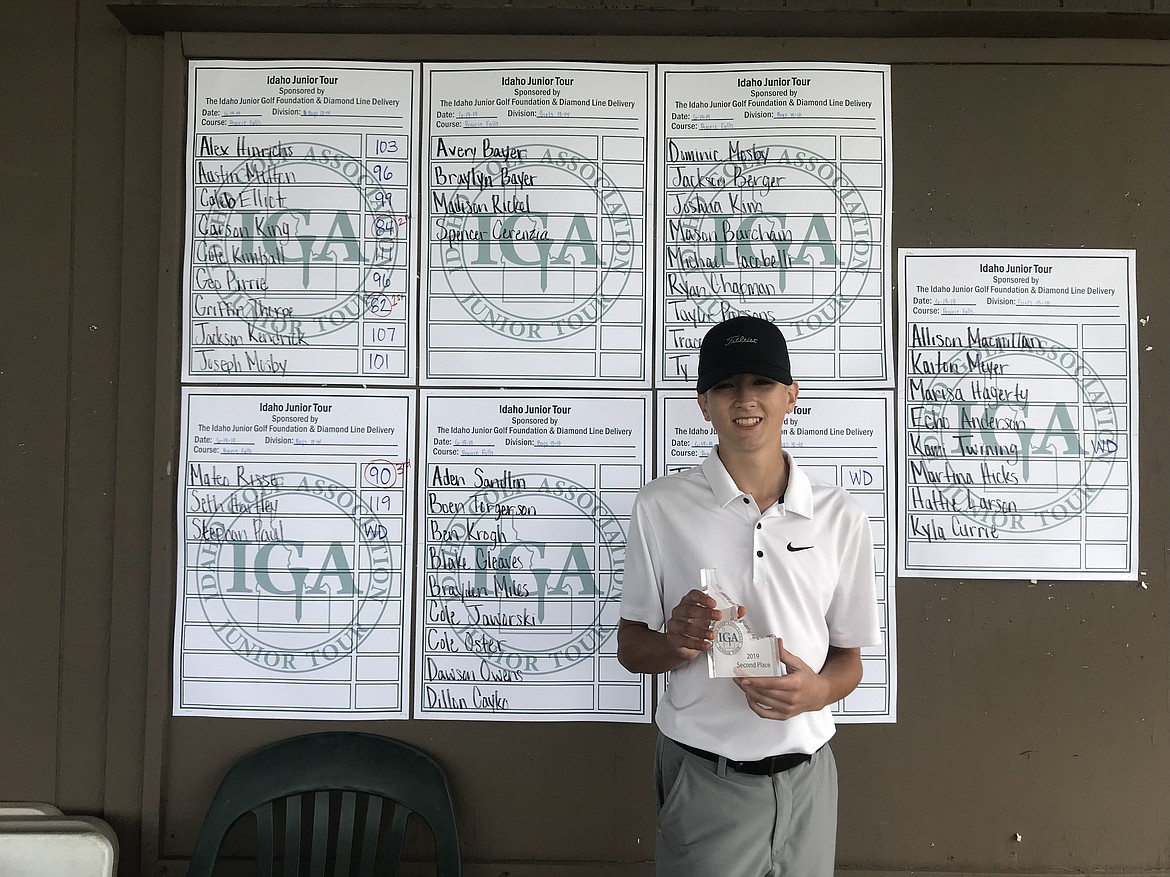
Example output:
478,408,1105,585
674,739,813,776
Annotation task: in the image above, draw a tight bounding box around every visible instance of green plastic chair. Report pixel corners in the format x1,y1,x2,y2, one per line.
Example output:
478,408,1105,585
187,732,460,877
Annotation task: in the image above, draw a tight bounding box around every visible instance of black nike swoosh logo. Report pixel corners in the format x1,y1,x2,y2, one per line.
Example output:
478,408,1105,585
787,543,813,552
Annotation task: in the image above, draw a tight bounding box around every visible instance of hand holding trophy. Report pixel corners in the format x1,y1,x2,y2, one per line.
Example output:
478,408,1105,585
700,568,783,678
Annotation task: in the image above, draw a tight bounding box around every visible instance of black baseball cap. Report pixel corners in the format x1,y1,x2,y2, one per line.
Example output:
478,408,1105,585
696,316,793,394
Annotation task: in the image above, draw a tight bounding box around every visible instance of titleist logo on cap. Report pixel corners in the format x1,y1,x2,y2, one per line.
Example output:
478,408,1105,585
695,315,792,393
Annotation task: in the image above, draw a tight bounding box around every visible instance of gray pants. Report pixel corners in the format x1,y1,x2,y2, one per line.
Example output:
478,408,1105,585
654,735,838,877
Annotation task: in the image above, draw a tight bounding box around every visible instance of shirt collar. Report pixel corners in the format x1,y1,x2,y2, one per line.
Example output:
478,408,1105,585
701,446,814,519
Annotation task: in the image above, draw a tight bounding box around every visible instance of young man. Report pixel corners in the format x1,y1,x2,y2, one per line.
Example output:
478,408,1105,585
618,315,881,877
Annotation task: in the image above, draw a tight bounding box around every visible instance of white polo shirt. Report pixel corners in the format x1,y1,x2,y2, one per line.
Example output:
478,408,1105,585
621,447,882,761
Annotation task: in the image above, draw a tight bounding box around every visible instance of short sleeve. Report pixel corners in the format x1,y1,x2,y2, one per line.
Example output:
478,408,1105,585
619,496,667,631
825,504,882,648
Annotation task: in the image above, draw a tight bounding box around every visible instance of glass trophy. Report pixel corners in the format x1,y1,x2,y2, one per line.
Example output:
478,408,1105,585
701,568,783,678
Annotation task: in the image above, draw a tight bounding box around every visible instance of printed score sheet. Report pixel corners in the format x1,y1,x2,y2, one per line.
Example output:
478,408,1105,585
659,392,897,722
174,60,903,723
175,389,415,719
416,392,651,721
898,249,1138,580
657,63,892,389
183,60,420,384
422,63,654,386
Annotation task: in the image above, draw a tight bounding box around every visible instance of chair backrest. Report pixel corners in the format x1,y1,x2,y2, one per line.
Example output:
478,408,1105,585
187,732,460,877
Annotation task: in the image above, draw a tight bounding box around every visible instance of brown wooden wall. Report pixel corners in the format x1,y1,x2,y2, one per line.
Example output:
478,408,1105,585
2,3,1169,875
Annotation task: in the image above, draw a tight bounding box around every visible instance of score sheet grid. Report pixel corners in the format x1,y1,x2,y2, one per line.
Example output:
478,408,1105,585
173,62,1140,724
176,389,900,721
183,60,893,388
416,392,649,720
659,391,897,722
898,250,1138,581
423,64,654,386
176,389,415,719
657,64,892,389
184,62,420,384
